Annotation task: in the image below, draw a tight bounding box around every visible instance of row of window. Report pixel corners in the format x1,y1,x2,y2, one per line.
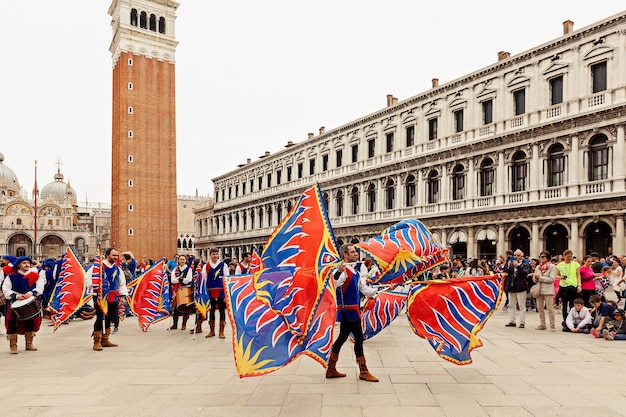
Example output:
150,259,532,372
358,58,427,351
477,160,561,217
130,9,166,34
211,135,610,231
216,61,609,203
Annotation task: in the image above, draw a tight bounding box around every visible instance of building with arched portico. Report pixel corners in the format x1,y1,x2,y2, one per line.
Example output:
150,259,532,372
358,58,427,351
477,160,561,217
196,12,626,262
0,154,111,262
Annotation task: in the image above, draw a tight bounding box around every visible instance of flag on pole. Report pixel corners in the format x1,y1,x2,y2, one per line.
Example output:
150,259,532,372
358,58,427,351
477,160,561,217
406,274,504,365
48,246,91,330
129,260,171,332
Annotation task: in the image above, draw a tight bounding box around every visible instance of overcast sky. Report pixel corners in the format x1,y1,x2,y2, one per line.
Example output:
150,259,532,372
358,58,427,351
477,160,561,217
1,1,624,204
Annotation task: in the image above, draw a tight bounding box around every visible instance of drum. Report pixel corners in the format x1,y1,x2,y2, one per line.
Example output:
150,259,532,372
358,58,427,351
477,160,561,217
175,287,195,313
11,297,42,321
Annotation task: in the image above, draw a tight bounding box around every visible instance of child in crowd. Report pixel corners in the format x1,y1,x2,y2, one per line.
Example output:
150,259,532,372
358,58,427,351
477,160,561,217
603,308,626,340
589,294,615,338
563,298,592,333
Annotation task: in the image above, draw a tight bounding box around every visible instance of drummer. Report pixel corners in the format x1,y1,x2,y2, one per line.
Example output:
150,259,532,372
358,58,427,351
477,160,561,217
2,256,45,354
169,254,194,330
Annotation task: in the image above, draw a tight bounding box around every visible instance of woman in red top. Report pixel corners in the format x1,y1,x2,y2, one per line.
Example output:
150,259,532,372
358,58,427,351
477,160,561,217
579,255,596,307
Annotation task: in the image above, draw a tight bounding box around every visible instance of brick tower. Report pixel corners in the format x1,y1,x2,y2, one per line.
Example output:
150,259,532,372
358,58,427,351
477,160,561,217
108,0,179,260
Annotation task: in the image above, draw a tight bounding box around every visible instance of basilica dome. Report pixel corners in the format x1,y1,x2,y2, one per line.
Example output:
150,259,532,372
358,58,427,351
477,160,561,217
0,153,21,195
40,169,77,205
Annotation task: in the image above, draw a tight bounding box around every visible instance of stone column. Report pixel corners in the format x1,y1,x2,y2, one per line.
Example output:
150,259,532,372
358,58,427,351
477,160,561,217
531,222,539,257
570,219,579,255
467,158,475,208
497,151,506,205
440,164,448,203
568,135,580,197
615,125,625,191
467,228,476,259
530,144,540,201
498,223,506,257
616,216,625,256
417,170,424,207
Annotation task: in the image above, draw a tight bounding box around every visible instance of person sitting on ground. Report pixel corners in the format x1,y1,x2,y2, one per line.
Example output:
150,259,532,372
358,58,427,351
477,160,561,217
589,294,615,338
563,298,592,333
603,308,626,340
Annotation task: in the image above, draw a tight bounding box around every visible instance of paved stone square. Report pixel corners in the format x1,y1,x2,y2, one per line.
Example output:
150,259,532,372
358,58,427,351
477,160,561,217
4,303,626,417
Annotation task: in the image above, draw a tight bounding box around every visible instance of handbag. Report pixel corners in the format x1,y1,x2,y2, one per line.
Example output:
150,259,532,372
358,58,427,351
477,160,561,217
530,282,541,298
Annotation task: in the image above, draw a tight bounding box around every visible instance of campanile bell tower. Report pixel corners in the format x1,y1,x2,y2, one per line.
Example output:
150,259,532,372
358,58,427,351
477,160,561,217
108,0,179,259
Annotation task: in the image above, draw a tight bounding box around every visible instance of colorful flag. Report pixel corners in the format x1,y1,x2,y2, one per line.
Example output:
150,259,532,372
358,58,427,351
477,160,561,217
360,287,409,340
194,261,210,320
225,273,336,378
253,184,340,342
406,274,504,365
129,260,171,332
48,246,91,331
356,219,448,284
93,245,109,315
249,247,263,274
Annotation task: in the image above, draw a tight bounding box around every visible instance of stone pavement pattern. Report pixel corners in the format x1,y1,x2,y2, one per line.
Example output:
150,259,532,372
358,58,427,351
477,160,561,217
3,306,626,417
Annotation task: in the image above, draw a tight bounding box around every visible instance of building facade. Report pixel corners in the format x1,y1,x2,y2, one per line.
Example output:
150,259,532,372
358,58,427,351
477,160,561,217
109,0,179,260
0,154,111,262
199,13,626,261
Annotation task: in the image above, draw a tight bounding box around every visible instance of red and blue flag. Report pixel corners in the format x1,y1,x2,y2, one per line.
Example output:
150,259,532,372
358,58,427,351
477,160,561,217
406,274,504,365
253,184,340,342
225,273,336,378
48,246,91,330
129,260,171,332
356,219,448,284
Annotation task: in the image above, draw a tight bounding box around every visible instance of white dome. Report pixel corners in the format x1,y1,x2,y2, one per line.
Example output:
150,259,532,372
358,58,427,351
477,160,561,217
0,153,21,194
40,169,77,205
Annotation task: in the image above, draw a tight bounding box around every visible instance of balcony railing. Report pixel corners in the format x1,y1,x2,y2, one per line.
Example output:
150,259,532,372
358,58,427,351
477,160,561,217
510,116,524,128
546,105,562,118
588,93,605,107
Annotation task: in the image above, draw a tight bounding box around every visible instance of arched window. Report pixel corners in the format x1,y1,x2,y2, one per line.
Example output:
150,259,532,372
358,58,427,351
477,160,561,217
130,9,138,26
512,151,527,192
242,211,247,231
589,135,608,181
404,175,416,207
228,215,233,233
385,179,395,210
258,208,264,228
452,165,465,200
427,170,439,204
287,200,293,212
158,16,166,34
250,209,255,229
480,159,494,196
366,184,376,212
235,214,240,232
548,143,565,187
336,190,344,217
140,11,147,29
276,203,283,223
267,205,273,227
323,192,329,211
350,186,359,215
149,14,157,31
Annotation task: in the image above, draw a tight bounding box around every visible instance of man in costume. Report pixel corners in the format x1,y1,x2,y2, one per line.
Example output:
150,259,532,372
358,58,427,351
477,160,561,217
2,256,45,354
169,254,194,330
87,248,128,351
234,252,251,275
326,243,379,382
202,248,229,338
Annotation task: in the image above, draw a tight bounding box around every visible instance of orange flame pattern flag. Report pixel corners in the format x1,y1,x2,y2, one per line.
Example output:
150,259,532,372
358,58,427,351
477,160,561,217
48,246,91,331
